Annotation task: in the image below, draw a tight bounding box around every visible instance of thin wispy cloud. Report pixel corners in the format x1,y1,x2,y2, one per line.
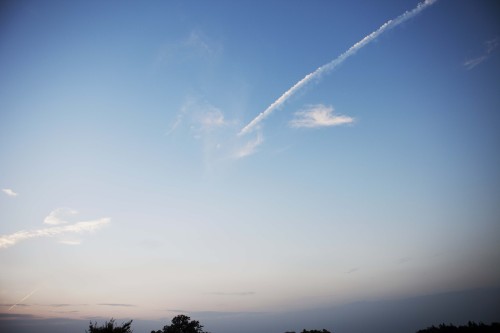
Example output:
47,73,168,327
156,30,222,67
239,0,438,136
0,212,110,249
58,240,82,245
166,112,185,136
198,109,226,130
346,267,359,274
2,188,18,197
166,97,194,135
207,291,256,296
169,309,264,318
397,256,413,264
289,104,354,128
485,38,499,54
184,30,222,56
97,303,136,307
167,97,261,169
233,132,263,159
1,303,29,308
43,207,78,225
49,310,80,314
168,97,229,135
464,37,499,70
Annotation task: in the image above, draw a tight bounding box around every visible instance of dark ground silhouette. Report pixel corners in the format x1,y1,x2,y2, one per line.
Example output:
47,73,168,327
86,315,500,333
285,329,331,333
416,321,500,332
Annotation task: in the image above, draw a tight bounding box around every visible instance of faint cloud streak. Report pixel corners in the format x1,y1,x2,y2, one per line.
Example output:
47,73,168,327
464,37,499,70
198,109,226,130
167,97,228,135
156,30,222,66
397,256,412,264
58,240,82,245
233,132,263,159
207,291,256,296
166,112,185,136
184,30,221,56
346,267,359,274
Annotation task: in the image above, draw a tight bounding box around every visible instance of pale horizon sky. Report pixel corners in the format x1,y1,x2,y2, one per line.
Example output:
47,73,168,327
1,0,500,332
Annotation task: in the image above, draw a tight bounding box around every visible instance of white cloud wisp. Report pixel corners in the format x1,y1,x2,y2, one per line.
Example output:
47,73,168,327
0,217,110,249
464,37,499,70
168,97,228,135
198,109,227,131
239,0,438,136
43,207,79,225
2,188,18,197
289,104,354,128
233,132,264,159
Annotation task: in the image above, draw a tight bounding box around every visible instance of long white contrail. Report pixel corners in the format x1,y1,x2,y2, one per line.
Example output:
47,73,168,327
239,0,438,136
8,288,39,311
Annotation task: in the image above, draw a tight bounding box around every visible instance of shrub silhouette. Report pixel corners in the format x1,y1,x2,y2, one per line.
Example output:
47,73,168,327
86,318,133,333
284,329,331,333
152,314,209,333
416,321,500,332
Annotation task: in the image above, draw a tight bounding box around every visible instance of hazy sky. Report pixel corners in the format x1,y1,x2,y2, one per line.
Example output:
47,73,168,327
1,0,499,332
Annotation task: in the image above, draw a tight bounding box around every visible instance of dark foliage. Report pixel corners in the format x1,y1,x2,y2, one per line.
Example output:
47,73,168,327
284,329,331,333
87,318,133,333
416,321,500,332
152,314,209,333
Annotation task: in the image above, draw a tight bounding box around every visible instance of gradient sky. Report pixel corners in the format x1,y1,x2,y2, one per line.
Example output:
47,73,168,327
1,0,500,332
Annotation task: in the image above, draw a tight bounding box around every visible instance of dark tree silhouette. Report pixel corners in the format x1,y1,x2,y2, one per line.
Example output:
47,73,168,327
152,315,209,333
284,329,331,333
416,321,500,332
86,318,133,333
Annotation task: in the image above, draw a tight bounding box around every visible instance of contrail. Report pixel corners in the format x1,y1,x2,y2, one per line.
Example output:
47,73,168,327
8,288,39,311
239,0,438,136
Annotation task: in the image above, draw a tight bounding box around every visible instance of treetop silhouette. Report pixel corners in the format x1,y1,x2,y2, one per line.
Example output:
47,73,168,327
86,318,133,333
152,314,209,333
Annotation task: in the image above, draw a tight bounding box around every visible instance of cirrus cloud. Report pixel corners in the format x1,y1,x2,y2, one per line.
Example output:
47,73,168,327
464,37,499,70
233,132,264,159
0,209,110,249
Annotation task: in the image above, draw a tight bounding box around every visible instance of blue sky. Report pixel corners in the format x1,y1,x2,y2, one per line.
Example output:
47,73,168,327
1,0,499,332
